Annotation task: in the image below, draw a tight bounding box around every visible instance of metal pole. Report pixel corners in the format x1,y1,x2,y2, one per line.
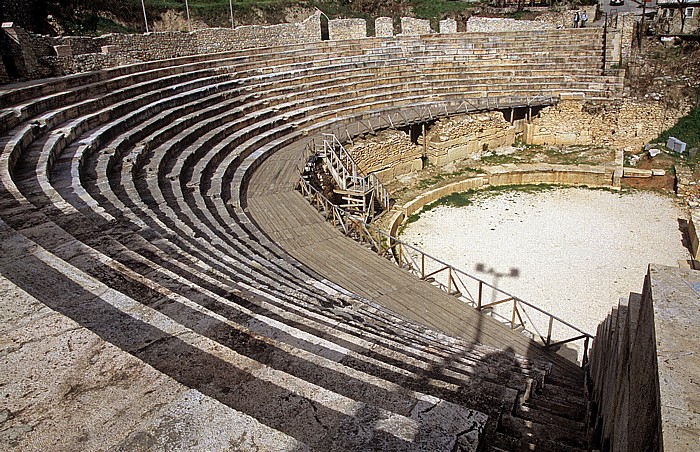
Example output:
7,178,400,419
141,0,149,33
478,281,482,309
229,0,234,28
185,0,192,32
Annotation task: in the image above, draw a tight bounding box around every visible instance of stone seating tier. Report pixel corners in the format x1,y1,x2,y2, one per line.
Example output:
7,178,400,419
0,30,613,450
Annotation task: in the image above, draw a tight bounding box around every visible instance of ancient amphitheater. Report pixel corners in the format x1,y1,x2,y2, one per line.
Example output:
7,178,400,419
1,12,698,452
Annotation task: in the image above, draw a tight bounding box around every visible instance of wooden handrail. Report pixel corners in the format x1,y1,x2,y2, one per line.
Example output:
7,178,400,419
297,175,594,367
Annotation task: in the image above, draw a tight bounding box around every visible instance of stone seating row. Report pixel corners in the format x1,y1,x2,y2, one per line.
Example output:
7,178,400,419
0,31,607,449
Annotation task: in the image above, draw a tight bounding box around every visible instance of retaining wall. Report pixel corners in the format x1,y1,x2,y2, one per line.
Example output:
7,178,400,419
426,111,518,167
526,99,687,151
588,265,700,451
349,130,423,181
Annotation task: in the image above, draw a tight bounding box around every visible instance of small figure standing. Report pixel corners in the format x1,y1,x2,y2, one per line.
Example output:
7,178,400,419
573,11,580,28
581,11,588,28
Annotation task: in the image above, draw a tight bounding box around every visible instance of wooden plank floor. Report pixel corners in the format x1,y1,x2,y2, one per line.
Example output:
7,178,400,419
245,143,582,375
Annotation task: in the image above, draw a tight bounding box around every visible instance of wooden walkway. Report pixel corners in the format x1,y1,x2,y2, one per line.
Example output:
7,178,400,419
245,142,582,376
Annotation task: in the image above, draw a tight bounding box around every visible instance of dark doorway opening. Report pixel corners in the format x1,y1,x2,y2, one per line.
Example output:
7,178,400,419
320,15,329,41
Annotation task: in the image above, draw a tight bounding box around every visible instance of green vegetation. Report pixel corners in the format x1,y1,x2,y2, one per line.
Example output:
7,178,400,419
479,153,519,165
655,104,700,151
50,0,479,35
408,0,469,18
415,166,484,190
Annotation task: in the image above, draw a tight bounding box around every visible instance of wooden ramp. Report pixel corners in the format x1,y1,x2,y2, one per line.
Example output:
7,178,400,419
245,144,582,377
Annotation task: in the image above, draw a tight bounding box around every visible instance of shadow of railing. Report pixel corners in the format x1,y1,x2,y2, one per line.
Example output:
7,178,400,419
298,177,593,367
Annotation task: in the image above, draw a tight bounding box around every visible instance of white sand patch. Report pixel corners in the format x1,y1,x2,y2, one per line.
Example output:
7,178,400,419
400,187,689,337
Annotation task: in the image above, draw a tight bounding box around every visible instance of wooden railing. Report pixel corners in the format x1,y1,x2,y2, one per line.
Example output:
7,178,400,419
321,133,391,211
298,176,593,366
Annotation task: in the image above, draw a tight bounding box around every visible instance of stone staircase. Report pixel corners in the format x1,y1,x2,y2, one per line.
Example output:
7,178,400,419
0,30,613,450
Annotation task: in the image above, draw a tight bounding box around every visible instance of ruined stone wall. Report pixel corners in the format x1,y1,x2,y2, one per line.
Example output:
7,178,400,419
465,17,557,32
329,18,366,40
426,111,517,166
348,130,423,181
1,23,54,79
375,17,394,37
525,99,686,151
400,18,432,36
54,36,102,55
540,6,597,29
439,19,457,34
620,14,636,66
3,12,321,79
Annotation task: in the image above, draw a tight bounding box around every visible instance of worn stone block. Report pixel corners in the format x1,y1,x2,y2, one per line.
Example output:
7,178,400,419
329,18,366,41
400,17,431,36
439,18,457,34
375,17,393,37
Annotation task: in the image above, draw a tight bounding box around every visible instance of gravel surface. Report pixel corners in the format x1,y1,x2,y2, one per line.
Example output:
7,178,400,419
400,187,690,339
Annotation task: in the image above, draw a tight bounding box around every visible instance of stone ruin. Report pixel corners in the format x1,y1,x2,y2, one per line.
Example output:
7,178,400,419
0,11,697,451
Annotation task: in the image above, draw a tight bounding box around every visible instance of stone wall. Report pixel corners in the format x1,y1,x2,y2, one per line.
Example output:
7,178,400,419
400,17,432,36
465,17,557,33
586,263,700,451
439,19,457,34
619,14,636,66
1,23,54,79
329,18,366,40
545,6,597,29
375,17,394,37
485,163,614,187
525,99,686,151
426,111,517,166
3,12,322,79
347,130,423,181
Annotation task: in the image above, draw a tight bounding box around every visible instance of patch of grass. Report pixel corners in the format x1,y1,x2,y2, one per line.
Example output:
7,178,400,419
402,183,561,225
479,153,520,165
415,166,484,190
541,147,593,165
655,104,700,152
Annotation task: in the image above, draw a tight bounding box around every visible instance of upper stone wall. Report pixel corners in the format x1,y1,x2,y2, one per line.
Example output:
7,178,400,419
375,17,394,37
329,18,366,40
400,17,432,36
465,17,557,33
2,12,322,78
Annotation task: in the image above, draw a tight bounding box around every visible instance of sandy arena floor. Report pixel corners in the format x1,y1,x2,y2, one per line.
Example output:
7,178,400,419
400,187,690,338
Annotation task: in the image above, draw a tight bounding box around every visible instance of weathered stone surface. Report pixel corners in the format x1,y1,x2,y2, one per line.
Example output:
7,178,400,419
426,111,515,167
622,167,653,178
528,99,688,150
348,129,422,181
400,17,431,36
465,17,557,32
439,18,457,34
329,18,366,41
374,17,393,37
648,265,700,451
